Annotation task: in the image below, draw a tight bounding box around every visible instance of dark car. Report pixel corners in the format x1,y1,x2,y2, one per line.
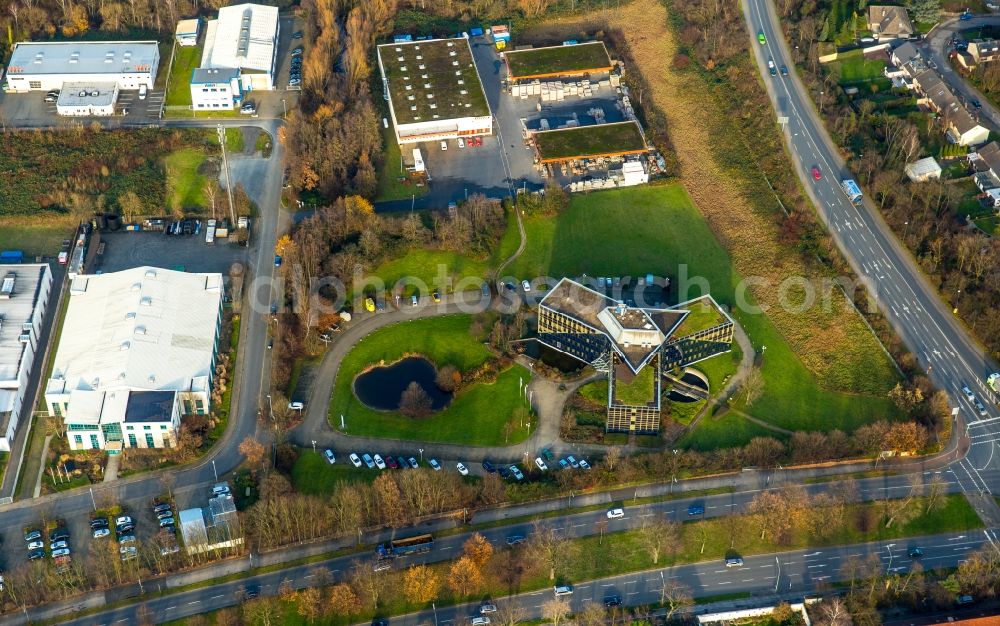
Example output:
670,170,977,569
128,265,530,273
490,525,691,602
687,504,705,516
153,503,172,514
604,595,623,607
498,465,512,479
780,64,788,76
396,455,408,469
292,30,303,39
27,549,45,561
482,459,497,473
49,528,69,542
90,517,109,529
244,585,260,599
506,535,526,546
385,455,399,469
541,447,554,462
909,547,923,558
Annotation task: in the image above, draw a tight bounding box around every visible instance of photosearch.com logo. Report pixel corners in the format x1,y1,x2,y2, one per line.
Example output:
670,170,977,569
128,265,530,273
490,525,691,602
245,263,881,320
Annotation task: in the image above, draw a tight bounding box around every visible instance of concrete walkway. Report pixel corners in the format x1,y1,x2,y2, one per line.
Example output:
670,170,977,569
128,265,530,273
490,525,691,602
31,435,52,498
103,454,120,482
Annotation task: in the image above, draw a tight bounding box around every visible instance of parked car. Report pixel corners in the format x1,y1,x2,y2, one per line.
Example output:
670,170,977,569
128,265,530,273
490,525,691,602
52,548,71,558
362,453,375,468
274,255,282,267
119,535,136,544
27,540,43,550
456,462,469,476
510,466,524,481
521,279,531,291
428,458,441,471
432,291,441,302
24,530,42,542
373,454,386,469
292,30,303,38
49,528,69,542
554,585,574,596
534,457,548,471
607,508,625,519
458,137,466,148
395,455,407,469
153,503,171,513
471,617,490,626
324,449,336,464
482,459,497,473
408,457,419,469
156,510,174,520
159,517,175,528
288,401,304,410
385,455,398,469
27,549,45,561
93,527,111,539
579,459,591,470
350,453,362,467
567,456,579,469
291,46,304,56
558,458,569,469
240,101,256,115
480,602,497,613
541,448,554,461
50,540,69,550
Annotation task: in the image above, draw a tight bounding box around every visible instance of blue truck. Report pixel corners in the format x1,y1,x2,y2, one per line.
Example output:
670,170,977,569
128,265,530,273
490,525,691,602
376,534,434,560
0,250,23,264
841,179,863,205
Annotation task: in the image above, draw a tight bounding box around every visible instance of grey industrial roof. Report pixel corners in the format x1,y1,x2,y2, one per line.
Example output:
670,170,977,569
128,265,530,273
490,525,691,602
57,82,118,107
191,67,240,84
0,265,48,383
7,41,158,76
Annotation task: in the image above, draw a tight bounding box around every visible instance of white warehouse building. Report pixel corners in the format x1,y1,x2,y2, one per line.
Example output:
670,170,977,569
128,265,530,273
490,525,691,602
4,41,159,92
0,265,53,452
199,3,279,93
45,267,223,453
377,38,493,145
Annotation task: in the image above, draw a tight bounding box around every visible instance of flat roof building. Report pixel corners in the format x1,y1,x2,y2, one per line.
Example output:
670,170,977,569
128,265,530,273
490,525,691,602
377,37,493,144
45,267,223,452
56,82,119,117
4,41,159,92
504,41,614,81
176,18,201,47
191,67,242,111
0,264,53,451
200,3,279,92
538,277,734,433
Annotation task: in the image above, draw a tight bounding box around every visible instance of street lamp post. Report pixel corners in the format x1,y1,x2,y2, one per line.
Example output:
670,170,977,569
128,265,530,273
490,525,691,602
89,487,97,512
419,448,424,462
212,460,218,483
266,394,273,421
886,543,895,572
774,556,780,592
311,440,317,453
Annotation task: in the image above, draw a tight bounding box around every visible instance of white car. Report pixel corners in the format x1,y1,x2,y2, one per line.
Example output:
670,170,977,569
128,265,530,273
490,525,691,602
458,137,466,148
52,548,71,558
457,462,469,476
324,449,336,464
373,454,386,469
534,457,548,471
349,453,362,468
116,516,132,526
440,140,448,151
579,459,591,470
521,279,531,292
288,401,304,410
607,507,625,519
429,458,441,471
725,557,744,568
92,527,110,539
962,385,975,401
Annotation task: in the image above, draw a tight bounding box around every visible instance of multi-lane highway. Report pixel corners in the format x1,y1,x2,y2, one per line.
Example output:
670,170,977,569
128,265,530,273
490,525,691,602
743,0,1000,517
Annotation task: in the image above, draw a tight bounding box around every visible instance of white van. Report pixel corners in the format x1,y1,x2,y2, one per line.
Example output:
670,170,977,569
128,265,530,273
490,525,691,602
554,585,574,596
440,140,447,151
138,84,147,100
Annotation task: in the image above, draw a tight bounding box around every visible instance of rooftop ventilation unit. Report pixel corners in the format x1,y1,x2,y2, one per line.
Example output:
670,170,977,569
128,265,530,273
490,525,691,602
416,55,423,60
395,47,402,52
148,374,156,383
145,269,156,278
140,296,152,306
452,61,459,66
120,341,131,351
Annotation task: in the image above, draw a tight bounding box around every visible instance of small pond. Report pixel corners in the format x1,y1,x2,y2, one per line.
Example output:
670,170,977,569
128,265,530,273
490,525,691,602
353,356,453,411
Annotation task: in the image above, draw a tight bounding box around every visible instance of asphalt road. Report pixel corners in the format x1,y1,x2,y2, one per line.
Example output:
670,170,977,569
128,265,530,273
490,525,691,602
925,15,1000,133
50,524,986,626
0,117,284,571
744,0,1000,516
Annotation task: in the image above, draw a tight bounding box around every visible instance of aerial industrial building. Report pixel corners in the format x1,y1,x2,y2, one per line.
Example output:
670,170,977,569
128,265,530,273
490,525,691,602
45,267,223,452
4,41,159,92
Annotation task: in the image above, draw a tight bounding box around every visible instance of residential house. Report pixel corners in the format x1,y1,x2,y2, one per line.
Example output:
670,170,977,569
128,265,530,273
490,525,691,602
971,141,1000,190
868,5,914,40
904,156,942,182
915,70,989,146
970,39,1000,64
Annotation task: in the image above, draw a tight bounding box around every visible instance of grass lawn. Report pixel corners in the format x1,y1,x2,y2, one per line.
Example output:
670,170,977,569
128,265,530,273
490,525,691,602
225,128,244,153
680,410,781,450
509,185,898,441
0,217,77,257
163,147,208,212
690,343,742,392
830,49,887,83
365,248,490,296
165,43,202,107
291,451,380,495
675,297,726,336
505,41,613,79
974,215,1000,236
613,366,655,405
535,121,646,161
170,494,979,626
669,398,705,425
328,315,534,446
375,125,429,203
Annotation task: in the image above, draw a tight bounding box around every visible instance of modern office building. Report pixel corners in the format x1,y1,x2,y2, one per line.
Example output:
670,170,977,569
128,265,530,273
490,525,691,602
199,3,279,93
175,18,201,47
4,41,159,92
190,68,242,111
45,267,223,453
537,277,734,433
55,82,119,116
0,264,53,451
377,37,493,144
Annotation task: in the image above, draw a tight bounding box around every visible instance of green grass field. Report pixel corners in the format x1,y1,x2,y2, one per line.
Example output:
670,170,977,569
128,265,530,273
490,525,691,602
165,44,202,107
366,248,490,296
225,128,244,153
291,451,380,494
534,121,646,161
328,315,533,445
613,366,655,405
0,219,77,257
163,147,208,212
375,126,430,203
509,185,898,443
830,49,888,83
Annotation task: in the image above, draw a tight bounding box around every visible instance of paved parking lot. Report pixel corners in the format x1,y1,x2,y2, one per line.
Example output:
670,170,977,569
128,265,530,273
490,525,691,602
97,230,248,275
0,88,164,129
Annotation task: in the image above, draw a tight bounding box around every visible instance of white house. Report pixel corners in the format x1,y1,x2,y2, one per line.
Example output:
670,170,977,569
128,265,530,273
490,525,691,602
190,68,241,110
199,3,278,92
56,82,119,116
0,264,52,451
4,41,158,92
45,267,223,453
176,18,201,47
